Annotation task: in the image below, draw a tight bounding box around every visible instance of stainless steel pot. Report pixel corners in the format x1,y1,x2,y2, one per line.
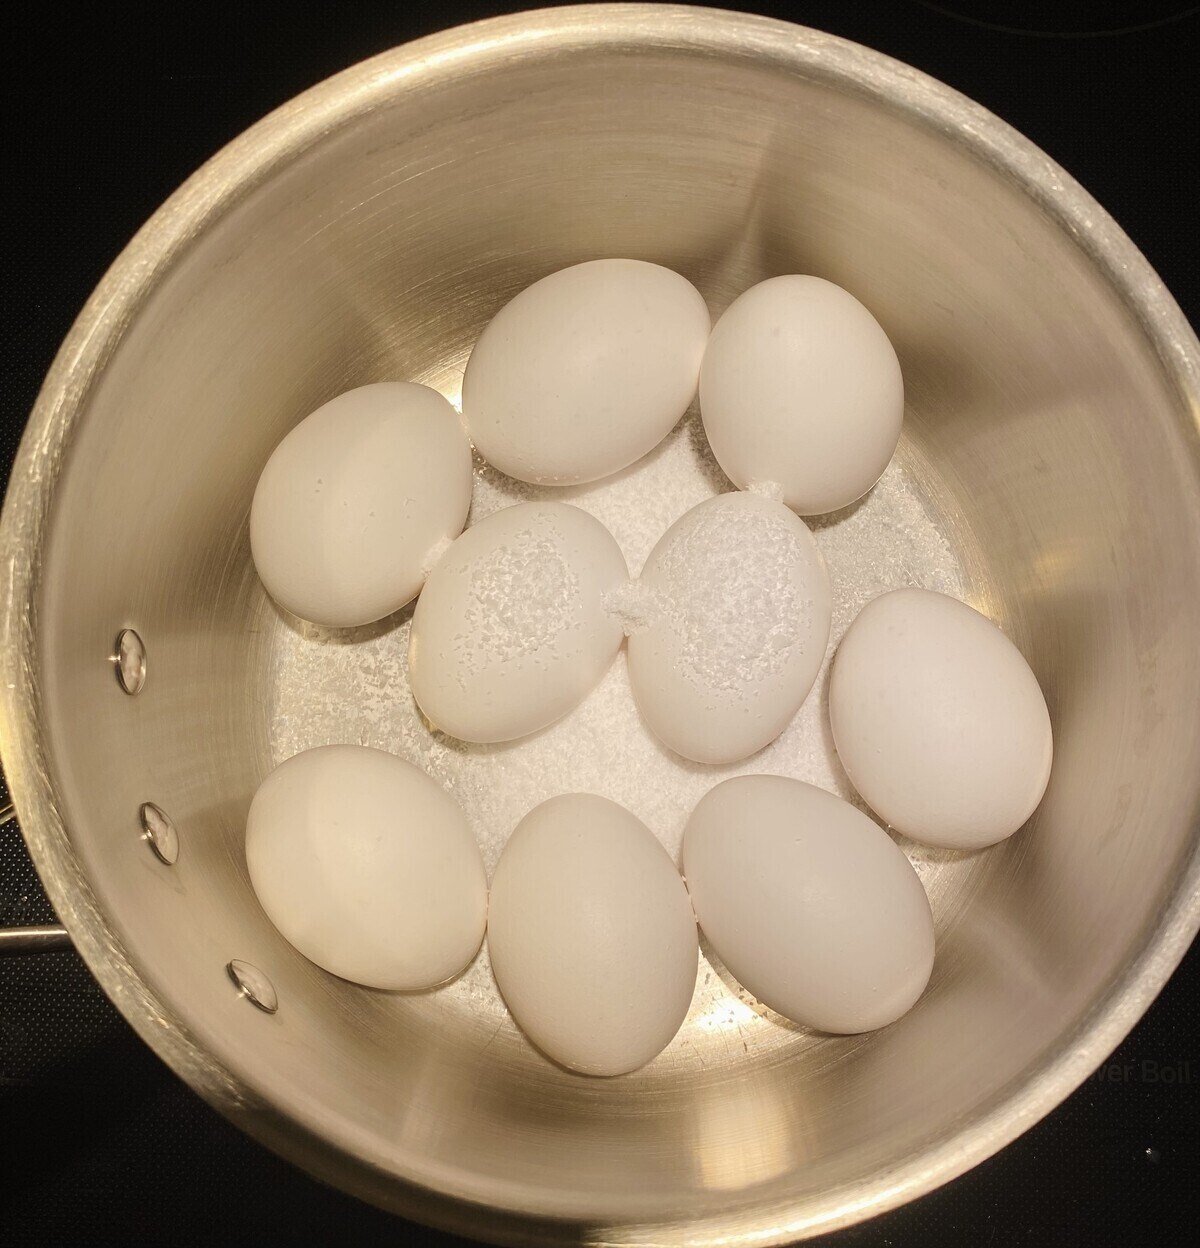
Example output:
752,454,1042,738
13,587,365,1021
2,5,1199,1243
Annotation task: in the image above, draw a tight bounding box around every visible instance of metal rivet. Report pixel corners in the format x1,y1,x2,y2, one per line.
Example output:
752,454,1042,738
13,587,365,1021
227,960,278,1014
138,802,179,865
111,629,146,695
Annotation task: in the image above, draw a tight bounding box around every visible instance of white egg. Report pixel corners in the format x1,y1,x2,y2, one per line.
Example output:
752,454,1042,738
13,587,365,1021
408,502,627,743
830,588,1053,850
700,276,903,515
626,491,832,764
250,382,472,627
487,794,698,1075
461,259,711,485
246,745,487,990
683,775,934,1033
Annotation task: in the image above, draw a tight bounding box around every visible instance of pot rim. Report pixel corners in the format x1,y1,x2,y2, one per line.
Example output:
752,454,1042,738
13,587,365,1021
3,5,1199,1243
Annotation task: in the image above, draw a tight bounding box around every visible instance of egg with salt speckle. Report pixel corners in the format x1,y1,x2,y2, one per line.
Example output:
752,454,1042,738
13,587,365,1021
408,502,627,743
626,491,832,764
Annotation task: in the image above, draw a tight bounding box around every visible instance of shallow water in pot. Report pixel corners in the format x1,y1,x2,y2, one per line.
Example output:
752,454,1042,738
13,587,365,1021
266,393,982,1064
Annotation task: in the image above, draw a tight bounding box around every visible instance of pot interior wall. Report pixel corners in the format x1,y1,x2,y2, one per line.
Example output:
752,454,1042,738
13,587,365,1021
30,31,1200,1228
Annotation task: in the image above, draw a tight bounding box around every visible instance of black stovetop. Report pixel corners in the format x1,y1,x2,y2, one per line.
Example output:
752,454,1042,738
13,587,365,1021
2,3,1197,1244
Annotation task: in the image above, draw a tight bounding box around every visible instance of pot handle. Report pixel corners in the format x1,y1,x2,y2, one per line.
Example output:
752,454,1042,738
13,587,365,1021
0,800,73,954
